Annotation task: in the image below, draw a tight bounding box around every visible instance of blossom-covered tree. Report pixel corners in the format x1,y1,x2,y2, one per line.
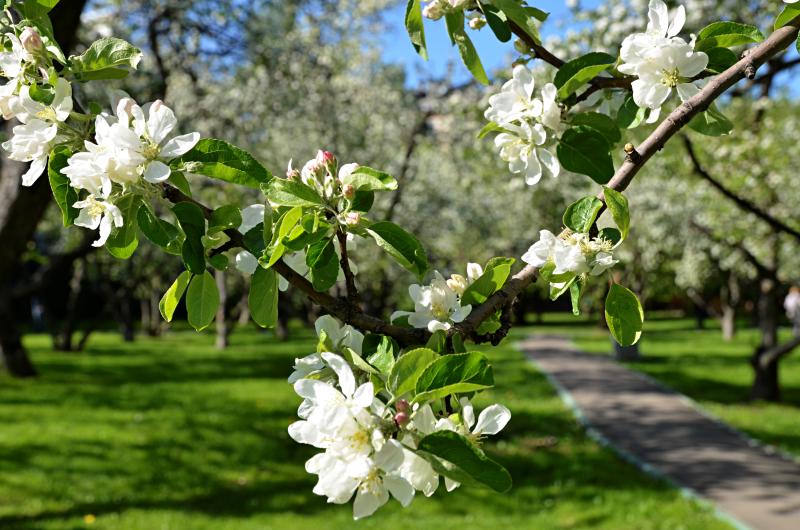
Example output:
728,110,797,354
1,0,799,517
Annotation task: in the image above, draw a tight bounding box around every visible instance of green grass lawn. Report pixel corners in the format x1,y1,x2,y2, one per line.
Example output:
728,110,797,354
0,326,730,529
530,312,800,459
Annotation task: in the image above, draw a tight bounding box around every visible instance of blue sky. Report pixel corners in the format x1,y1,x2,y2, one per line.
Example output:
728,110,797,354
379,2,590,85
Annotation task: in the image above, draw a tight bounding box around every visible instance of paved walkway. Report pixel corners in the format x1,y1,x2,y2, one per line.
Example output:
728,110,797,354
519,335,800,530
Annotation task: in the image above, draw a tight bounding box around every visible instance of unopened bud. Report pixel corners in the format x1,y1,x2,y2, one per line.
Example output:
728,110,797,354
344,212,360,226
446,274,468,296
316,149,336,169
394,412,410,427
422,3,444,20
20,27,43,53
342,183,355,199
396,399,410,413
468,17,486,30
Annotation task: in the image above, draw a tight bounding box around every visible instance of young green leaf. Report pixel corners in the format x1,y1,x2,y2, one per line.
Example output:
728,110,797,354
481,4,511,42
404,0,428,59
461,257,515,306
158,271,192,322
105,194,142,259
413,352,494,403
366,221,428,279
704,47,738,73
616,94,647,129
417,431,512,492
365,335,397,375
172,202,206,274
68,37,142,81
249,266,278,328
445,12,489,85
306,238,339,292
171,138,271,188
696,21,764,51
688,105,733,136
605,283,644,346
264,178,325,207
47,145,78,226
553,52,616,100
562,196,603,233
557,126,614,184
602,187,630,239
570,112,621,144
137,203,183,254
343,166,398,191
208,204,242,233
775,5,800,29
493,0,542,45
186,271,220,331
389,347,440,399
569,278,583,316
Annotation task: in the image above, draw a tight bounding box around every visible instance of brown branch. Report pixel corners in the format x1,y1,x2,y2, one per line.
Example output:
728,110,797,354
682,135,800,243
336,229,361,307
761,335,800,368
455,18,800,339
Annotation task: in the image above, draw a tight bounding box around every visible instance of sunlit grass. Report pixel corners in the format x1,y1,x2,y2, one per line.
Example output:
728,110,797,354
0,326,730,529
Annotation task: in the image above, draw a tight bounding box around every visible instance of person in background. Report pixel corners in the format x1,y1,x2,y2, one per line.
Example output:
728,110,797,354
784,286,800,336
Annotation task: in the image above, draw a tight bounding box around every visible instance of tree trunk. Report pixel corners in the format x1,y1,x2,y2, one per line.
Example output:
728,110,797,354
0,0,87,376
613,340,641,361
720,272,740,341
751,277,780,401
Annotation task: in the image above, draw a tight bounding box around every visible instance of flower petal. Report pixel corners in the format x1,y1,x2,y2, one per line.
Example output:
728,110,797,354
160,131,200,158
143,160,171,183
474,404,512,436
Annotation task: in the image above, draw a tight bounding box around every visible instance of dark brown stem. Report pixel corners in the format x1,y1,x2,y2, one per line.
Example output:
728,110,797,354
336,229,361,307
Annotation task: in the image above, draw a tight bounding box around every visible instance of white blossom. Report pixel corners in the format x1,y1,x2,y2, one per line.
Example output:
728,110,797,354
494,121,560,186
1,118,57,185
522,230,618,277
391,271,472,332
73,195,124,247
446,262,483,296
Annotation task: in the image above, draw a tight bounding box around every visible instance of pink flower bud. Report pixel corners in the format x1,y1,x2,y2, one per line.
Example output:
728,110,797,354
396,399,410,413
342,183,355,199
394,412,410,427
286,168,301,181
20,27,43,53
344,212,360,226
316,149,336,167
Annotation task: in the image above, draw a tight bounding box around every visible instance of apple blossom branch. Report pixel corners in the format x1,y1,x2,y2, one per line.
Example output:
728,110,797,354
456,16,800,341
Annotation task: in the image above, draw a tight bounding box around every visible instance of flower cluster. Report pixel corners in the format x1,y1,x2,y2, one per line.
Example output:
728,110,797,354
422,0,476,22
60,96,199,246
521,229,618,277
391,267,475,332
288,317,511,519
618,0,708,123
485,64,562,186
0,27,73,186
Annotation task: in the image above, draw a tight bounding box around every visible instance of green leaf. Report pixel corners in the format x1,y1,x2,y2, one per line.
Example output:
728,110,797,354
602,187,630,239
69,37,142,81
366,221,428,279
425,329,447,353
414,352,494,403
158,271,191,322
168,171,192,197
570,112,621,144
477,121,510,139
186,271,219,331
598,227,622,247
137,203,182,254
171,138,270,188
244,223,266,256
365,335,397,375
172,202,206,274
549,275,576,301
249,266,278,328
208,204,242,233
605,283,644,346
461,257,515,306
306,238,339,292
417,431,512,492
616,94,647,129
343,166,398,191
351,190,375,213
688,104,733,136
553,52,616,100
493,0,542,45
696,21,764,51
106,194,141,259
445,12,489,85
267,207,303,267
562,196,603,233
570,278,583,316
47,145,78,226
208,254,228,271
389,348,440,399
264,178,325,208
482,4,511,42
704,47,738,73
775,5,800,29
557,126,614,184
404,0,427,59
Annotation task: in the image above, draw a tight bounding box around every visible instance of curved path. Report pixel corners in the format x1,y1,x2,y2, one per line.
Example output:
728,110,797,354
519,335,800,530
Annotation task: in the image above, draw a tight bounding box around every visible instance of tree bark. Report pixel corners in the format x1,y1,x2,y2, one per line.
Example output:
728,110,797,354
751,277,781,401
215,270,229,350
0,0,88,376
